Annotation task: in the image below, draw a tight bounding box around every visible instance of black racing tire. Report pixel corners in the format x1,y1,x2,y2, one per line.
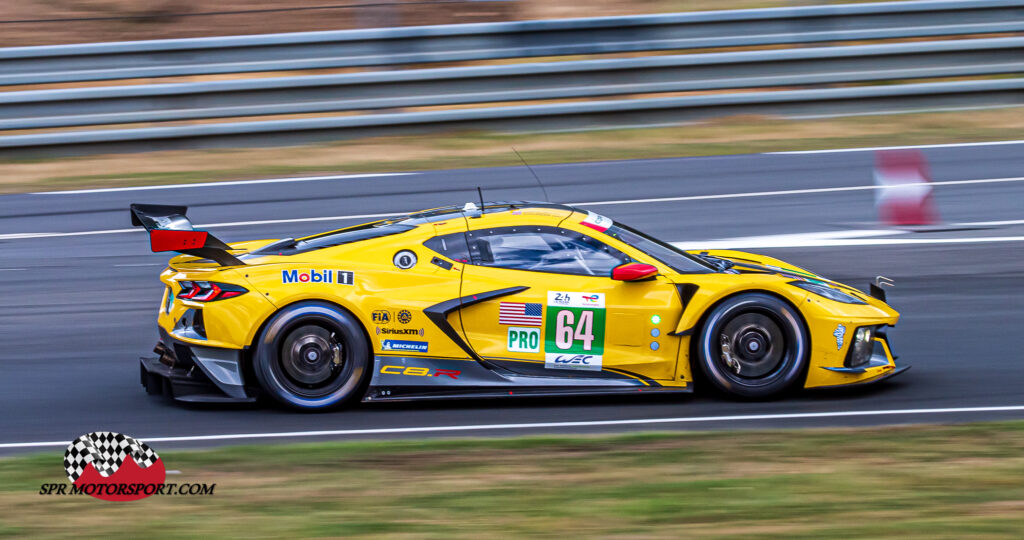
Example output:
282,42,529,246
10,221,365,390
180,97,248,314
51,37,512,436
252,301,371,411
696,292,809,399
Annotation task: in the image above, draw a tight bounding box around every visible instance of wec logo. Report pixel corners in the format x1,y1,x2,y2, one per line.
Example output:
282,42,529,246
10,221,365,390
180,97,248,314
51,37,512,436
553,354,594,366
545,353,602,372
282,269,354,285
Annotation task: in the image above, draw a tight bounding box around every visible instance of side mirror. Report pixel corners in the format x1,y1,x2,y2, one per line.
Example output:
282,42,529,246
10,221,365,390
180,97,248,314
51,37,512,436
611,263,658,282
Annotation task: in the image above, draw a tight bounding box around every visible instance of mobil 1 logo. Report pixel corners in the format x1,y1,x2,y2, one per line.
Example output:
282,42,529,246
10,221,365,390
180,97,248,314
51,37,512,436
544,291,605,371
282,269,354,285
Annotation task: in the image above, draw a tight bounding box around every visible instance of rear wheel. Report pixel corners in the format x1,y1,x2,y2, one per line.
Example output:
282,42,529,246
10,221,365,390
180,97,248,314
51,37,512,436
696,293,808,398
253,302,370,410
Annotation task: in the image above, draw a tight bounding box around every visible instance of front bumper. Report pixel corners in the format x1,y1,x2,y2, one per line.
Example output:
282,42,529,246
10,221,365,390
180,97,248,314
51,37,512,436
816,363,911,389
140,328,256,403
809,330,910,389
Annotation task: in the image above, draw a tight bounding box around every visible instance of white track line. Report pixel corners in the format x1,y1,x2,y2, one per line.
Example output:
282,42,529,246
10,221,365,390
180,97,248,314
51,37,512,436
0,212,401,240
196,211,399,229
769,139,1024,155
0,229,137,240
571,176,1024,207
673,232,1024,250
31,173,415,195
4,405,1024,449
3,176,1024,241
957,218,1024,227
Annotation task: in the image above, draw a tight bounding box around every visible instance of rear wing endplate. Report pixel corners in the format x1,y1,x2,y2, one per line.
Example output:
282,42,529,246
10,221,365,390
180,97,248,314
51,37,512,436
130,203,243,266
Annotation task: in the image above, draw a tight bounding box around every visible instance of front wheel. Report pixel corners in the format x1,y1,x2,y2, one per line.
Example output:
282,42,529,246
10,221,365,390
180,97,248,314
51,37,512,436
252,302,371,410
696,293,808,399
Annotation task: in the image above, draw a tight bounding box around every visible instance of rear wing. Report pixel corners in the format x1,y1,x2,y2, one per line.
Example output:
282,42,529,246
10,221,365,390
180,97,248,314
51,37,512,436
130,203,243,266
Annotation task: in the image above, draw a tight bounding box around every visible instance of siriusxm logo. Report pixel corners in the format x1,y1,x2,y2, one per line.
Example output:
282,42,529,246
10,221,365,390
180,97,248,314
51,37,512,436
381,340,429,353
376,327,425,336
282,269,354,285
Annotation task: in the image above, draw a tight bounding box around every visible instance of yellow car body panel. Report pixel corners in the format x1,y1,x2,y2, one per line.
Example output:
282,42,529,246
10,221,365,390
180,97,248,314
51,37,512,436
141,201,905,405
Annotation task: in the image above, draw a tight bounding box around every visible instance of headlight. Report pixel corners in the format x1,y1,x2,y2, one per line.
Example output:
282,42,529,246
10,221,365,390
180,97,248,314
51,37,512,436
846,326,876,367
790,280,866,304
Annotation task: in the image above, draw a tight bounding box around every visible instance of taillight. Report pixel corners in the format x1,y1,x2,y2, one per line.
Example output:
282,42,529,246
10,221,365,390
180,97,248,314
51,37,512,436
192,281,220,301
176,281,247,302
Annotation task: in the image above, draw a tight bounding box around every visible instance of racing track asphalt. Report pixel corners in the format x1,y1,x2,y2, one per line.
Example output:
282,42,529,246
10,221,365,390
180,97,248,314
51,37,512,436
1,140,1023,454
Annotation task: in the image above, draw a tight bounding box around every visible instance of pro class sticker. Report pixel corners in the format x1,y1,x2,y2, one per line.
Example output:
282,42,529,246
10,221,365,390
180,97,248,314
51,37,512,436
544,292,605,371
507,327,540,353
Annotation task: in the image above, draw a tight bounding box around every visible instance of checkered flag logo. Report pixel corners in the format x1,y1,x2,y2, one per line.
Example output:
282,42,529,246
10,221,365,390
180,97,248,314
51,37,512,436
64,432,161,483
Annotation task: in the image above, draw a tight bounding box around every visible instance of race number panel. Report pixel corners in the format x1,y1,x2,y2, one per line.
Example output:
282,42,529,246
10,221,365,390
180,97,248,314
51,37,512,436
544,291,605,371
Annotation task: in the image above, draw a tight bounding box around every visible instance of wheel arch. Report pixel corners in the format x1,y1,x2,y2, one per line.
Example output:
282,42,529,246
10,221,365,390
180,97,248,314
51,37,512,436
241,298,375,384
686,287,813,388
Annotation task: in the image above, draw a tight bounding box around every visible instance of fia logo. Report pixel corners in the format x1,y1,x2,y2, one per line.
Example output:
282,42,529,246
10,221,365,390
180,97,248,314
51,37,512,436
372,310,392,324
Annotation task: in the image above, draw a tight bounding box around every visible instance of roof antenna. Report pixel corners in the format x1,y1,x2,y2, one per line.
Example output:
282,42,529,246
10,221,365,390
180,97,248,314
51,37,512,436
512,147,550,202
477,186,485,210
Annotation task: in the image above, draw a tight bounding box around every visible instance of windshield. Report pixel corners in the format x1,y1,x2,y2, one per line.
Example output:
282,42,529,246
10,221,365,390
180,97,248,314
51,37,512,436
601,222,714,274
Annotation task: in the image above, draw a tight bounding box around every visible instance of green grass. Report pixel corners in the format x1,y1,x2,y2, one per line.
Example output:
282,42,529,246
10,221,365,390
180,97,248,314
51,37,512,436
5,422,1024,538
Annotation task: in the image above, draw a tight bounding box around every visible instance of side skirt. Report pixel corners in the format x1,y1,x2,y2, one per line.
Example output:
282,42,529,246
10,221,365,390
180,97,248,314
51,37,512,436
364,355,691,402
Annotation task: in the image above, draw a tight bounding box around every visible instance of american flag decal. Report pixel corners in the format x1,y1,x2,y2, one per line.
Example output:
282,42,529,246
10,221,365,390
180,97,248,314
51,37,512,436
499,302,543,326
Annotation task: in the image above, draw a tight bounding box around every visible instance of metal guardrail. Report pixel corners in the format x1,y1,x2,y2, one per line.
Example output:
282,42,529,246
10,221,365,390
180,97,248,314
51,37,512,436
2,0,1024,86
1,0,1024,157
2,37,1023,131
3,78,1023,158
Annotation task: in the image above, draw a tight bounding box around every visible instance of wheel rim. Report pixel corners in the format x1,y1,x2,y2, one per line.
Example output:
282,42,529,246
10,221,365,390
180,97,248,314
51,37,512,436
717,311,787,380
278,324,346,395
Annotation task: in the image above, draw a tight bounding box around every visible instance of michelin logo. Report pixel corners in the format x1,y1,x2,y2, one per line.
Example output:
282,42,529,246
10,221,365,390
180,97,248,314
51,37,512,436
381,340,429,353
282,269,354,285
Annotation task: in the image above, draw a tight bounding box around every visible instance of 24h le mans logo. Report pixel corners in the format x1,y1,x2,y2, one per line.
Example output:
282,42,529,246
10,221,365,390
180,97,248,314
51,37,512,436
62,432,166,501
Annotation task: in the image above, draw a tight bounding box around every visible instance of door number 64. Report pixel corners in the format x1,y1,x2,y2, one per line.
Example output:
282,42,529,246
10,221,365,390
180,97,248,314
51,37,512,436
554,310,595,351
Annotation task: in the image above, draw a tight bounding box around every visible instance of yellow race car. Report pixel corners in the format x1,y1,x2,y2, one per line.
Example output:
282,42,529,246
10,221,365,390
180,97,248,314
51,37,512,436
131,201,907,410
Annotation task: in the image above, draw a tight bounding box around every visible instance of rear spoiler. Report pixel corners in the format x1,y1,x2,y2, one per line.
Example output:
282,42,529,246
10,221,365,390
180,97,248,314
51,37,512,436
130,203,243,266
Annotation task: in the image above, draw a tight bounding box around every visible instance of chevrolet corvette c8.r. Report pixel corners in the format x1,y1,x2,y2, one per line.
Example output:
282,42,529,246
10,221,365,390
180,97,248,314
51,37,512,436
132,201,907,410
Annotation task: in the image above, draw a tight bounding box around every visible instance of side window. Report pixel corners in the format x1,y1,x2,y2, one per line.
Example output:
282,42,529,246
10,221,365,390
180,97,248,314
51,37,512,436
466,226,629,277
423,233,470,262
